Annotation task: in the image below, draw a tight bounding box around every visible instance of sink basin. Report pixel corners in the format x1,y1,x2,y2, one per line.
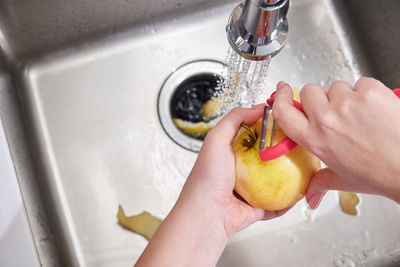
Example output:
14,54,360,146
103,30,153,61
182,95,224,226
0,0,399,266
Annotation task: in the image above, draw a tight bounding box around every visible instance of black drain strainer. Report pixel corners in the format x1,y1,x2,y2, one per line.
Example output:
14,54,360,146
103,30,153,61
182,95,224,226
157,59,226,152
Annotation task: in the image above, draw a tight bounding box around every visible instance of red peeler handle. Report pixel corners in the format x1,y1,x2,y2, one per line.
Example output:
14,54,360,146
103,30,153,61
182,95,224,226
393,88,400,97
259,92,304,162
259,88,400,162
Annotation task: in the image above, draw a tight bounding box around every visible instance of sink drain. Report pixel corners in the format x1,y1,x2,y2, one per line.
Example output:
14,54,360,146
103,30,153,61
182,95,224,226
157,59,226,152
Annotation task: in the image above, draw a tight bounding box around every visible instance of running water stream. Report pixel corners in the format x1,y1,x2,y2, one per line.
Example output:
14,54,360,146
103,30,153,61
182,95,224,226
215,48,272,114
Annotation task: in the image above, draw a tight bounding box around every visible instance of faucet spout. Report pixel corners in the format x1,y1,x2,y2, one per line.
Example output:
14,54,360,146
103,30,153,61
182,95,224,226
226,0,289,61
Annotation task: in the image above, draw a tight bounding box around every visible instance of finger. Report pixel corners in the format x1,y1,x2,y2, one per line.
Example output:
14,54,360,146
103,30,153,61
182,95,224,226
209,107,264,144
272,83,309,144
235,198,293,230
251,103,267,110
234,201,266,230
306,168,345,209
327,80,354,102
276,81,287,90
300,83,329,119
354,77,388,92
261,206,292,220
243,205,291,226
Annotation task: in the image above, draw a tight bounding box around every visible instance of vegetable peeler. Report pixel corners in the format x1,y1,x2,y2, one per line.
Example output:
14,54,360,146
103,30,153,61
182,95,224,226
258,91,304,162
259,88,400,162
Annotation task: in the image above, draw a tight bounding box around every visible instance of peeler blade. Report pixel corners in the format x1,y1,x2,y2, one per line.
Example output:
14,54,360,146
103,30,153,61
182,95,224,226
258,105,272,152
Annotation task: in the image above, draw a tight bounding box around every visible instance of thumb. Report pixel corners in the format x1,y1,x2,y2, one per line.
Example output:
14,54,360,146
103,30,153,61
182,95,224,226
306,168,342,209
206,105,264,146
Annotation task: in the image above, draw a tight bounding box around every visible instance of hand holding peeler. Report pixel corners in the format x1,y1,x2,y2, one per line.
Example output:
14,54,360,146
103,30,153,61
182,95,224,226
258,88,400,162
258,91,304,162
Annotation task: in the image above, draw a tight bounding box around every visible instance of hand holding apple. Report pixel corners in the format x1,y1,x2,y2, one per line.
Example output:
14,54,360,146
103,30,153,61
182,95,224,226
137,104,292,267
185,104,293,237
233,90,321,211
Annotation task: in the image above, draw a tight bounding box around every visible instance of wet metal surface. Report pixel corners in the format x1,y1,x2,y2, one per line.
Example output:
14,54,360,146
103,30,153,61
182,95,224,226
0,0,399,266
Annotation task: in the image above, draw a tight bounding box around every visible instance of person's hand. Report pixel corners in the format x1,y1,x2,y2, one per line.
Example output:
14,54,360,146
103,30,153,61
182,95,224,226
181,105,291,237
272,78,400,209
136,105,291,267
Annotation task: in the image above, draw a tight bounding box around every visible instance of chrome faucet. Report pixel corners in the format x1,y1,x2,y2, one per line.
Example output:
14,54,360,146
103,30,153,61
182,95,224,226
226,0,289,61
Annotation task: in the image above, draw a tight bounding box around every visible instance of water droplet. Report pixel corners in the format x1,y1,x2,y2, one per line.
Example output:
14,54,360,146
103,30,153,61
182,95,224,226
214,48,271,114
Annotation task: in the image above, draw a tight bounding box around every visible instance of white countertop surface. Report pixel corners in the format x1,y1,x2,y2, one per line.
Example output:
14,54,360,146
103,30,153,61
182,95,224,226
0,117,40,267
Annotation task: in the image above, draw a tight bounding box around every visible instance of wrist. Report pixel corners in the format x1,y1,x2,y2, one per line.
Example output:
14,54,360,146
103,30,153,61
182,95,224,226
137,191,229,267
176,189,230,240
170,191,229,264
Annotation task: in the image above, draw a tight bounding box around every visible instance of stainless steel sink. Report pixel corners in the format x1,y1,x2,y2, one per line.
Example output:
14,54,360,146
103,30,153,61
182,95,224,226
1,0,400,266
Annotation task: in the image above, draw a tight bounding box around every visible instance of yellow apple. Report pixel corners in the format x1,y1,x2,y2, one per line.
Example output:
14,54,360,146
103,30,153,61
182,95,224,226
233,105,320,211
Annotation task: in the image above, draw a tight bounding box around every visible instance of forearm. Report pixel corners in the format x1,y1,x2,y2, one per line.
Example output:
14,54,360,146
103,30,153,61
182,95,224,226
135,192,229,267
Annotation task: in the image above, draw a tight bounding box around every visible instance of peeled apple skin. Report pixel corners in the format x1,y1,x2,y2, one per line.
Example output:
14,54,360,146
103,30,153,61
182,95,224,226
232,109,320,211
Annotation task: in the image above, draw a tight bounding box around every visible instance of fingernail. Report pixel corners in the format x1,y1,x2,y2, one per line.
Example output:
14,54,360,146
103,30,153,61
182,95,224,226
308,192,324,210
276,81,286,91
